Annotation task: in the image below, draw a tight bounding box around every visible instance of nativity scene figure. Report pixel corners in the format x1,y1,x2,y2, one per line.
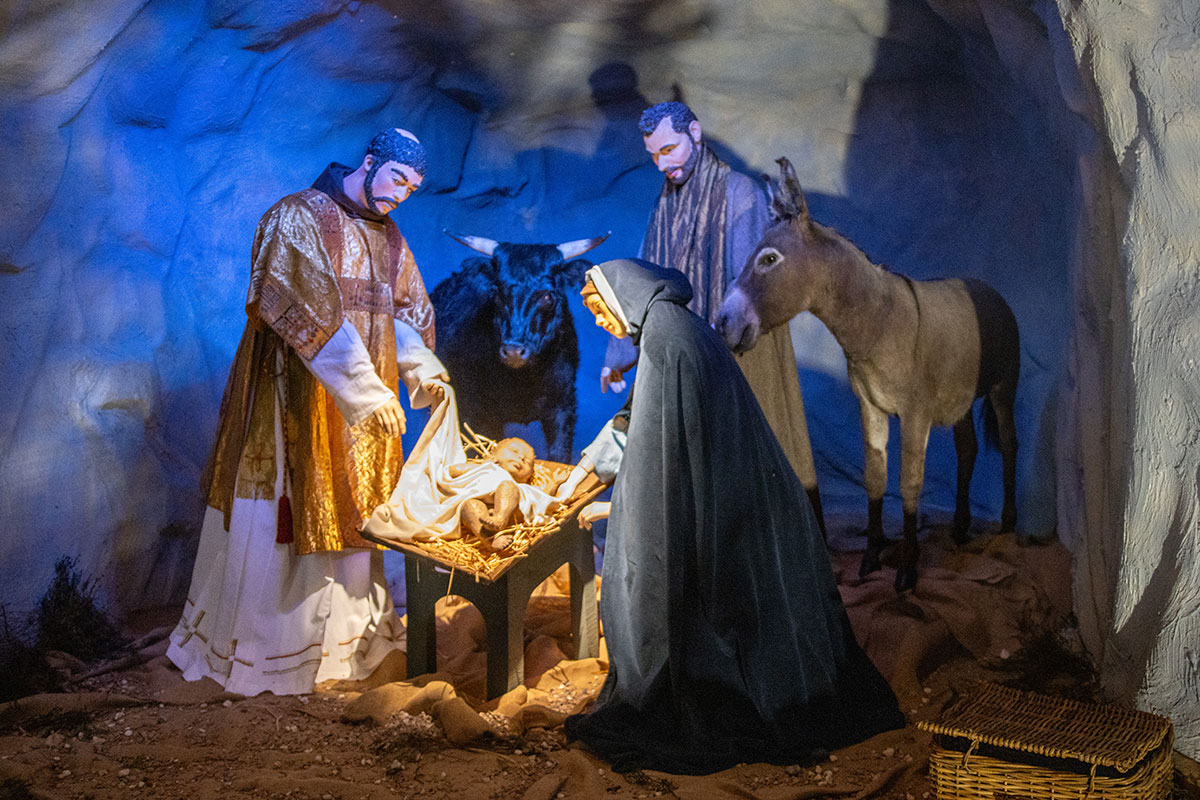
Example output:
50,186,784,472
430,232,609,463
565,258,904,774
452,437,537,549
599,101,827,535
717,157,1021,594
362,385,562,549
168,128,448,697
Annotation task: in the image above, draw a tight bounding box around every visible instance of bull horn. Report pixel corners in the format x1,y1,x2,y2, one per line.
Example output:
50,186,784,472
557,232,611,260
444,230,499,256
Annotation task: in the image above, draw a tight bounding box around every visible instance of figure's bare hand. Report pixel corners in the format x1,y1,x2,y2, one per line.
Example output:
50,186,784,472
601,356,636,394
600,367,626,394
578,501,611,530
554,465,587,503
372,397,406,437
422,379,447,405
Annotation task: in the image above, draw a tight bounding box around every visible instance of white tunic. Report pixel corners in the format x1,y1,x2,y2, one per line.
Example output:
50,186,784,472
167,320,444,695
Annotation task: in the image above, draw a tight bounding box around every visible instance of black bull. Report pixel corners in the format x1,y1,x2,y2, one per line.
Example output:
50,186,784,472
430,232,608,463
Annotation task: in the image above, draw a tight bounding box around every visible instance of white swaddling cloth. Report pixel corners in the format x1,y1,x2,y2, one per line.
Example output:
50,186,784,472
363,383,560,542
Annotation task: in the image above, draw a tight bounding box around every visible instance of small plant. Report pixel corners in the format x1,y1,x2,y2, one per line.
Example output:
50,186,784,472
35,556,124,661
0,557,128,703
1002,613,1099,702
0,605,59,703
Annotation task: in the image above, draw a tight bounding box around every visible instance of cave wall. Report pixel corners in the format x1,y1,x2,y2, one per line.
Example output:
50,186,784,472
2,0,1073,687
1053,0,1200,760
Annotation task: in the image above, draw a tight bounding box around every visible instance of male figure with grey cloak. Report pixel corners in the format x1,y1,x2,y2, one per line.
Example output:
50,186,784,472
603,101,825,532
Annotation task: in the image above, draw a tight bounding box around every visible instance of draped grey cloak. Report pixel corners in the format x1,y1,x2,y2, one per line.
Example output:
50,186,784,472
565,259,903,774
621,144,819,496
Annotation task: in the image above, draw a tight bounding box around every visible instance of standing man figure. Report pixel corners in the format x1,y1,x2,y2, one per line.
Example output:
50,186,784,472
604,101,824,530
168,128,448,696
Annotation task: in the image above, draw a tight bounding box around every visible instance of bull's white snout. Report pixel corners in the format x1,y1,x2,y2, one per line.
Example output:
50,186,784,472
499,342,530,368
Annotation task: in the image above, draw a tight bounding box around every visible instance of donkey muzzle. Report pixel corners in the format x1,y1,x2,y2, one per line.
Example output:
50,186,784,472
716,288,761,353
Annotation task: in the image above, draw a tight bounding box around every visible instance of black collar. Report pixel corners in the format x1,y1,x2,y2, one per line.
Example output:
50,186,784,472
310,162,389,223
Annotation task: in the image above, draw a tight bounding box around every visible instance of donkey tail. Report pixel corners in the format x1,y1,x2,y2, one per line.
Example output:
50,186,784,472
964,277,1019,455
979,394,1001,451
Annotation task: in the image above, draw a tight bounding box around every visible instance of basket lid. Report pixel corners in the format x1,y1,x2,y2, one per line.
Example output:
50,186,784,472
916,683,1172,772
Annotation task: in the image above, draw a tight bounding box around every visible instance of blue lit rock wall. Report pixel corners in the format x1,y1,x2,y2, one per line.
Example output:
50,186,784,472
0,0,1074,619
1053,0,1200,759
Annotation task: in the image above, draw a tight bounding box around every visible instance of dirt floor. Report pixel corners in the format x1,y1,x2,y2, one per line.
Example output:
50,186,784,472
2,526,1199,800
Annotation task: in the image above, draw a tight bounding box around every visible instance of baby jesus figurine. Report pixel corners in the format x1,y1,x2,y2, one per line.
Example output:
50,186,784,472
449,438,536,548
363,383,562,546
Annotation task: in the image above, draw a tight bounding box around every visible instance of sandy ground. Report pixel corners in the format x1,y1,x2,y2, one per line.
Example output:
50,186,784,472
2,526,1198,800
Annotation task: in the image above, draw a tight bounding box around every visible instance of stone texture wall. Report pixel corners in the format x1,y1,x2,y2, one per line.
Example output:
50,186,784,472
1053,0,1200,759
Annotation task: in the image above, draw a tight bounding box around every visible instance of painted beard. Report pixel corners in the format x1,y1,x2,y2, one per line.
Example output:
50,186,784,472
668,141,701,185
363,161,386,214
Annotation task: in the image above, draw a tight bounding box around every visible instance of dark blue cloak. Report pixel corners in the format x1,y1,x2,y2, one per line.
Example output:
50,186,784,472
565,259,903,774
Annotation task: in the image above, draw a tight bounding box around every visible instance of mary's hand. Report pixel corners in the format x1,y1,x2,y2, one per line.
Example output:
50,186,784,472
600,367,626,394
578,501,611,530
554,464,588,503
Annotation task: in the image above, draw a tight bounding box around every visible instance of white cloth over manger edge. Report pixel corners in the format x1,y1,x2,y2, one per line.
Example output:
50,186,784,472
362,384,561,543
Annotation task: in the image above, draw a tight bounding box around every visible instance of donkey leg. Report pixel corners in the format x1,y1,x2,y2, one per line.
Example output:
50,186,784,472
896,416,932,594
991,386,1019,533
952,410,978,544
858,402,890,579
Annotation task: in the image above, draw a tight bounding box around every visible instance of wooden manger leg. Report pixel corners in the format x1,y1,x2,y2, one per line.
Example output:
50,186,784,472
404,556,444,680
477,576,526,700
566,524,598,660
398,520,600,699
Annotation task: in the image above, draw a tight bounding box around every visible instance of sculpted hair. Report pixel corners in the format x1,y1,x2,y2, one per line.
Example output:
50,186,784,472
638,101,697,135
366,128,428,178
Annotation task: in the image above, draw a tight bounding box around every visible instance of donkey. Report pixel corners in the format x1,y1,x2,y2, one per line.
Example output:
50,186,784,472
716,158,1019,593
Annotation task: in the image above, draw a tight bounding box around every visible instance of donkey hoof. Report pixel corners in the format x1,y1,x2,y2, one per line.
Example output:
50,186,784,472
894,563,918,594
952,508,971,542
858,549,883,579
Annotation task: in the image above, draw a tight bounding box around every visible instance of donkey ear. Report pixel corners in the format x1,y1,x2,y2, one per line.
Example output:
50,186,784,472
775,157,809,221
764,173,792,222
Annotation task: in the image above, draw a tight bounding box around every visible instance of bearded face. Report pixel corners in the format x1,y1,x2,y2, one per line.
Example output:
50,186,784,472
363,158,423,214
643,115,702,185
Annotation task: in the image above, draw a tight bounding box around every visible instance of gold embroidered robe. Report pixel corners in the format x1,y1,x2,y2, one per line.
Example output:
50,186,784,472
204,188,435,555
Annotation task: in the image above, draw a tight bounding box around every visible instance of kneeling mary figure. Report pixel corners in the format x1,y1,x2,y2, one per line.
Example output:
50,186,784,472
565,258,904,774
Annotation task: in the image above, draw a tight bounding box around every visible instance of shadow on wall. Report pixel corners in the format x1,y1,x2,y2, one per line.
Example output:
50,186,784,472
399,61,670,462
794,0,1076,538
419,63,807,465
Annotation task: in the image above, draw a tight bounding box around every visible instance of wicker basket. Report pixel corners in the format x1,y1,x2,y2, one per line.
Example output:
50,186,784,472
917,683,1173,800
